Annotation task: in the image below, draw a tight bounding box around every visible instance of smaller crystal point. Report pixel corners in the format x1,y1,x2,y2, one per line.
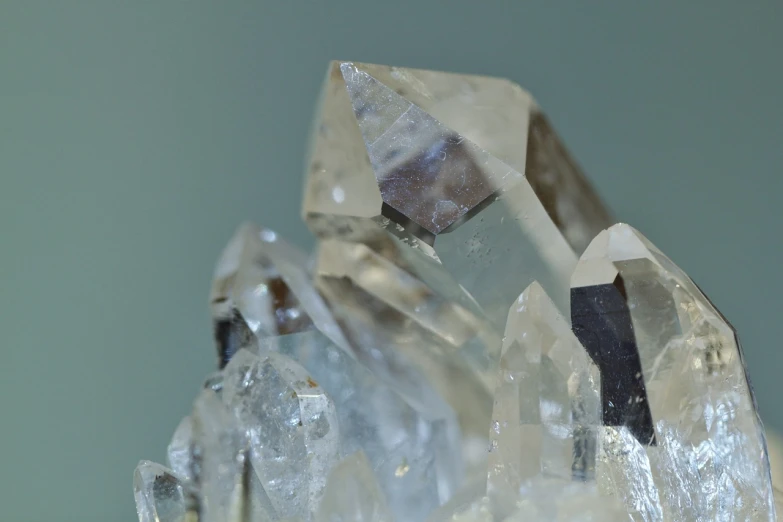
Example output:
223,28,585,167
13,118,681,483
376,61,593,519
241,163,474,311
192,390,256,522
211,222,347,368
488,282,600,517
134,461,187,522
315,451,393,522
222,349,341,520
166,416,195,483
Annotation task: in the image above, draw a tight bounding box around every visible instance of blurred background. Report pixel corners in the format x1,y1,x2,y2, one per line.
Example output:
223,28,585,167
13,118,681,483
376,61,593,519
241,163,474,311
1,2,782,521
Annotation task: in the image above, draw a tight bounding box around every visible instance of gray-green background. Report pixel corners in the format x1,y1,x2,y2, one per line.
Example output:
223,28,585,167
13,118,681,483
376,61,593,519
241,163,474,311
2,2,781,521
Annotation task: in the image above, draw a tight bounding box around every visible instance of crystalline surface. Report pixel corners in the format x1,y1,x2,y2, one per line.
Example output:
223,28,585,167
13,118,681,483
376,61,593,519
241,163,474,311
259,330,461,521
571,223,775,521
167,416,194,483
210,223,340,367
488,282,601,517
314,229,496,442
222,349,340,520
315,451,393,522
134,461,188,522
304,61,612,323
427,479,628,522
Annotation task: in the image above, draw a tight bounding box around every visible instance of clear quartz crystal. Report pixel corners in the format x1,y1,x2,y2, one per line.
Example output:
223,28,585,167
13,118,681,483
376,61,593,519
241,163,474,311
315,451,394,522
571,223,775,521
303,61,612,324
257,330,461,522
222,349,340,520
488,282,601,518
167,416,194,482
134,461,188,522
313,229,497,443
135,62,776,522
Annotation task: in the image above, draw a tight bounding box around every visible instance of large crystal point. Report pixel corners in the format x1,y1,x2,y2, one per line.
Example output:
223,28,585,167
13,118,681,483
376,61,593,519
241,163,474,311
313,229,496,441
259,330,461,521
303,61,612,323
488,282,600,518
222,349,341,520
571,223,775,520
134,461,189,522
315,451,394,522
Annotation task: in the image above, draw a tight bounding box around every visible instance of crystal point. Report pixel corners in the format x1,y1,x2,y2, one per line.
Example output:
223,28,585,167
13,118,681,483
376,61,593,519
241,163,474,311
134,461,188,522
222,349,341,520
571,223,775,520
304,61,613,324
488,282,600,517
211,222,346,368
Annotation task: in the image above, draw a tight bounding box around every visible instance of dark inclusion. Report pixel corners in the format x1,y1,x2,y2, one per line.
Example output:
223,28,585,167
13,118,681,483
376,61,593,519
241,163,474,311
571,275,656,446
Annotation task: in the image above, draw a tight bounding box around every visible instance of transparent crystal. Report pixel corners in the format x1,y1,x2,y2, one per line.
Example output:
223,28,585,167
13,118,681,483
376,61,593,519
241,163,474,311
134,460,188,522
222,349,340,520
258,330,461,521
167,416,194,483
488,282,600,518
571,223,775,520
427,479,628,522
304,61,612,324
314,229,497,441
211,222,349,368
315,451,393,522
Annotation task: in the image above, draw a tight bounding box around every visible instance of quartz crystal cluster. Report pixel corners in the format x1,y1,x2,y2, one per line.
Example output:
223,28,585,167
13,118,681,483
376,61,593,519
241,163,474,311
134,62,776,522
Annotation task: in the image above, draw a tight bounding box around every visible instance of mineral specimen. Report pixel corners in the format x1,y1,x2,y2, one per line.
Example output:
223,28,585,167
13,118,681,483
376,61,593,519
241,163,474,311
134,62,776,522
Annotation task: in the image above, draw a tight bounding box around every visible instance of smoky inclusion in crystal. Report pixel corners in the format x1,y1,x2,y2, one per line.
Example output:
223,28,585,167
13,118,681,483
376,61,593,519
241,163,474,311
134,62,776,522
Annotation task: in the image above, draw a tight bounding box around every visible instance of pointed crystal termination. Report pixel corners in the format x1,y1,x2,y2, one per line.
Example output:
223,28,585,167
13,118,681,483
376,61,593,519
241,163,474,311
488,282,601,519
303,61,612,324
210,223,317,367
211,222,349,368
315,451,394,522
259,330,462,521
571,223,775,520
222,349,341,520
313,229,497,443
167,416,195,483
134,461,188,522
